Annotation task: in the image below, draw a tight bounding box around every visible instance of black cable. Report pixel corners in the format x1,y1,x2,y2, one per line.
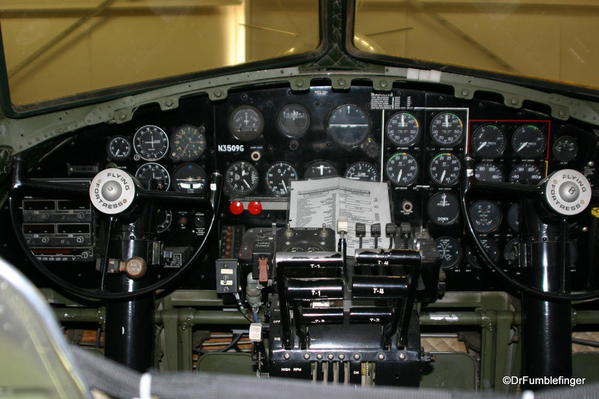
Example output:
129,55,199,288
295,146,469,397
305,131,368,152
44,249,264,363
461,157,599,302
572,337,599,348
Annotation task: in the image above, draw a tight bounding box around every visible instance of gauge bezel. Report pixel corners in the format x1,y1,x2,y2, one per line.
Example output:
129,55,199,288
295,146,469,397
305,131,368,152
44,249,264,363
471,124,506,159
511,125,546,159
134,162,171,191
133,125,170,161
276,104,311,138
430,112,464,147
344,161,379,182
228,105,264,142
474,162,504,183
224,161,260,196
172,162,208,194
385,112,421,147
107,135,132,161
265,161,298,196
326,104,370,147
435,236,463,269
170,125,207,162
385,152,419,186
468,200,502,233
426,191,460,226
429,152,461,186
552,135,578,162
509,162,543,184
304,160,339,179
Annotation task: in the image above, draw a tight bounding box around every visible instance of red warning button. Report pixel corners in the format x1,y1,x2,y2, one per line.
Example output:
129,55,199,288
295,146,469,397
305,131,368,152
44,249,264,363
229,201,244,215
247,201,262,215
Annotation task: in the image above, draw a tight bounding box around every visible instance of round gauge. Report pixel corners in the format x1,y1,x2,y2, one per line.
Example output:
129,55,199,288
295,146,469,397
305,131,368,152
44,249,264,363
304,160,338,179
430,112,464,146
552,136,578,162
265,162,298,196
512,125,546,159
468,200,502,233
385,152,418,186
429,153,461,186
507,203,520,232
228,105,264,141
135,162,171,191
327,104,370,147
435,236,463,269
133,125,169,161
173,163,208,194
467,238,500,267
345,161,379,182
427,192,460,226
156,209,173,234
386,112,420,146
475,162,504,183
509,163,543,184
225,161,260,196
277,104,310,138
170,125,207,162
471,125,506,158
504,238,521,265
107,136,131,161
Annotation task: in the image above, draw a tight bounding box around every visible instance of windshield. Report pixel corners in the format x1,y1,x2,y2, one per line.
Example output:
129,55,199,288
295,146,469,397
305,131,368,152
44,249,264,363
0,0,320,109
354,0,599,90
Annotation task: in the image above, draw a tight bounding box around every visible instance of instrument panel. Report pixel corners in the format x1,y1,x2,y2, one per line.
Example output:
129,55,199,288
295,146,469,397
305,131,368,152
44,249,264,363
10,84,598,291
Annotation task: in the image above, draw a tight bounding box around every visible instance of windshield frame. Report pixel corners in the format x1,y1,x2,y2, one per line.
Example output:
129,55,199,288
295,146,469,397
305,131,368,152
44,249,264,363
346,0,599,103
0,0,328,118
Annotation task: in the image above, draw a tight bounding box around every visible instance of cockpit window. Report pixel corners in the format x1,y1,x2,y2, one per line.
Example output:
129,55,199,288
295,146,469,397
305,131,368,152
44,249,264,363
353,0,599,89
0,0,320,109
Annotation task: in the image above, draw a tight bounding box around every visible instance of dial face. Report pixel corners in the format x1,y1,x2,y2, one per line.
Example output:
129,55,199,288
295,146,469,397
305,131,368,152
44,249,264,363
225,161,259,196
304,160,338,179
327,104,370,147
385,152,418,186
467,238,500,267
468,200,502,233
156,209,173,234
430,112,464,146
265,162,298,196
107,136,131,161
133,125,169,161
435,236,463,269
345,161,379,182
552,136,578,162
170,125,207,162
507,203,520,232
504,238,521,265
475,162,504,183
135,162,171,191
429,153,461,186
228,105,264,141
512,125,546,158
386,112,420,146
471,125,506,158
427,192,460,226
509,163,543,184
277,104,310,138
173,163,208,194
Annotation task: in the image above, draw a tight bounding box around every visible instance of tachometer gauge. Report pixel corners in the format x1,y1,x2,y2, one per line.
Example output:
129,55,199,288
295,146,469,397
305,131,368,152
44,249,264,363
304,160,338,179
435,236,462,269
430,112,464,146
552,136,578,162
468,200,502,233
228,105,264,141
386,112,420,146
133,125,169,161
385,152,418,186
471,125,506,158
107,136,131,161
265,162,298,196
509,163,543,184
345,161,379,181
327,104,370,147
277,104,310,138
173,163,208,194
429,153,461,186
427,192,459,226
135,162,170,191
512,125,546,158
225,161,259,196
475,162,504,183
170,125,207,162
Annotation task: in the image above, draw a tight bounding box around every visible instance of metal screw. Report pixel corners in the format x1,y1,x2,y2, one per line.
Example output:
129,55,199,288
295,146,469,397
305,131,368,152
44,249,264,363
214,90,223,98
380,81,388,88
377,353,385,360
588,161,594,167
399,352,407,360
165,99,173,107
582,226,589,232
303,353,310,360
461,89,468,96
296,80,304,87
353,353,360,361
511,98,518,105
316,353,323,360
328,353,334,360
338,354,345,360
283,352,291,360
338,79,346,86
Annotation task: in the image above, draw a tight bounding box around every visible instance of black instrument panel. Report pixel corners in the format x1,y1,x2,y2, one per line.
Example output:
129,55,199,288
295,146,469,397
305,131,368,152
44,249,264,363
10,84,598,292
